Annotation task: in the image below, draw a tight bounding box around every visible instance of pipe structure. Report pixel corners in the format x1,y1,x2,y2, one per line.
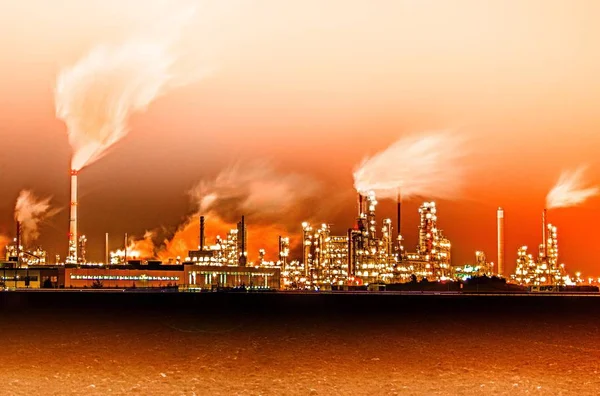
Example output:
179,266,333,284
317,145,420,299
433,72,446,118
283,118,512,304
199,216,205,251
397,194,402,241
105,233,109,265
238,216,247,266
16,221,21,268
69,169,78,263
347,228,354,278
397,191,402,262
278,236,282,263
542,208,547,258
497,207,505,276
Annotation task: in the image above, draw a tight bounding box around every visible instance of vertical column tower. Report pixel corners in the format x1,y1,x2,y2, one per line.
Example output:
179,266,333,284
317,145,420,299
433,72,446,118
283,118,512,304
68,169,78,264
497,207,505,276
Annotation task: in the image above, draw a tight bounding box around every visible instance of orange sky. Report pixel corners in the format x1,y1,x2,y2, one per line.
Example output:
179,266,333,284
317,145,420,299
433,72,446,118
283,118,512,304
0,0,599,275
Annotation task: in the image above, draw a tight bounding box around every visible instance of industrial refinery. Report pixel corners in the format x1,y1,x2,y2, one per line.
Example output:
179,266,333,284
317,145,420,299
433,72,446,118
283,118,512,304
287,195,453,288
2,180,595,292
511,209,569,287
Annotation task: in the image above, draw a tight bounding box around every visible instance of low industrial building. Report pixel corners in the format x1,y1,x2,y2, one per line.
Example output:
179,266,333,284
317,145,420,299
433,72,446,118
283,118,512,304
184,265,280,290
64,265,184,288
0,260,281,290
0,263,63,289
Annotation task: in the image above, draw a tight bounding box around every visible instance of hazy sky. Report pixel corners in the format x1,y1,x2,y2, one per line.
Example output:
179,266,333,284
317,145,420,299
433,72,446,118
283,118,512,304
1,0,599,275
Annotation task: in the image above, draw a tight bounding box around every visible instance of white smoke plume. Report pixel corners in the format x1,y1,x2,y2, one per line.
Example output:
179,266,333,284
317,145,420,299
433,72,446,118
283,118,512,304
128,161,322,261
546,166,599,209
353,131,469,201
191,160,321,223
55,5,210,171
14,190,60,245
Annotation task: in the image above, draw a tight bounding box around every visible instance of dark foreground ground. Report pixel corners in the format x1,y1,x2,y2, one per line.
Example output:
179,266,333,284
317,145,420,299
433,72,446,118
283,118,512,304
0,292,599,395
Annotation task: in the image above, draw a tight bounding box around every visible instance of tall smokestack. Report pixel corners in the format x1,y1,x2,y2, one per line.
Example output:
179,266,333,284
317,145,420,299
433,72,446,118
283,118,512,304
357,193,363,217
69,169,78,263
105,232,109,265
497,207,504,276
237,216,247,266
396,191,402,261
347,228,355,277
16,221,21,268
278,235,283,267
199,216,205,251
241,216,246,266
542,208,547,258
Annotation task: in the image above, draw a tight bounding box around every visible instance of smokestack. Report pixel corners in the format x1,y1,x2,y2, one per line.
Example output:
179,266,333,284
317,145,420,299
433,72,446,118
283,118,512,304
105,233,109,265
237,216,247,266
347,228,358,277
497,207,504,276
16,221,21,268
278,235,283,269
199,216,205,251
241,216,246,265
124,232,128,264
396,191,402,261
241,215,244,255
69,169,78,263
357,193,363,218
542,208,547,258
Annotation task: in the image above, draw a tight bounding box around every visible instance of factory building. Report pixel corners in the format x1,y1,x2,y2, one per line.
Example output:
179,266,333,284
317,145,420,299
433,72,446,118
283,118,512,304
59,263,281,290
300,193,397,287
452,251,494,280
4,222,51,266
294,194,453,288
184,216,249,267
64,264,183,288
0,262,63,289
395,202,452,281
185,265,280,290
512,218,566,286
5,241,49,266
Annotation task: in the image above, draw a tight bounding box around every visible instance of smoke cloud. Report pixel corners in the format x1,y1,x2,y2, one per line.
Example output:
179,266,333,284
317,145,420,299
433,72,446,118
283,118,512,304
546,166,599,209
191,160,320,223
165,161,320,260
127,161,322,262
110,231,157,261
14,190,60,245
353,131,469,201
55,5,210,171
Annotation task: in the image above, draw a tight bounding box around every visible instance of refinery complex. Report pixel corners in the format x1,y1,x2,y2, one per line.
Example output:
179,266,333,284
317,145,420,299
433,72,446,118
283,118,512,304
1,177,594,291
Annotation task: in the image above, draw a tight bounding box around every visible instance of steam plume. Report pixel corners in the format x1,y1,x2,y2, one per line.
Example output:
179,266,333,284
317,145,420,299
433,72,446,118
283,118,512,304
164,161,320,260
55,5,209,171
128,161,321,261
546,167,599,209
14,190,59,245
111,231,156,261
353,131,469,201
191,161,320,223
